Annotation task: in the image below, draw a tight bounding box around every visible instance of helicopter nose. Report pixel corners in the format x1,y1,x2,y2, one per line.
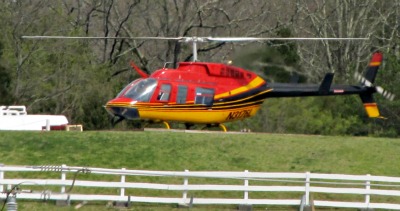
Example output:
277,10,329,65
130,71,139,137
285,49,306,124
105,97,140,120
107,106,140,120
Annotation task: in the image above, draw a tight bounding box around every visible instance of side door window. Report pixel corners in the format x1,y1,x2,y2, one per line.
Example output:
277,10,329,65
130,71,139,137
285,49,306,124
176,85,188,104
157,84,171,102
195,87,214,106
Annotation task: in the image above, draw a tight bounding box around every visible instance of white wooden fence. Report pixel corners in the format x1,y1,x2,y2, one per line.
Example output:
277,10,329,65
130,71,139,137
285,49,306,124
2,164,400,209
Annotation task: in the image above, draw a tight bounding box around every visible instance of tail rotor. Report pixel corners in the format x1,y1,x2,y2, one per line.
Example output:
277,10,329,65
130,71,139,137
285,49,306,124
352,52,395,118
354,72,395,101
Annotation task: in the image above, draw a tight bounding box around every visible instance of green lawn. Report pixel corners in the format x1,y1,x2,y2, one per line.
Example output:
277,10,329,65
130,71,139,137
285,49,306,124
1,130,400,210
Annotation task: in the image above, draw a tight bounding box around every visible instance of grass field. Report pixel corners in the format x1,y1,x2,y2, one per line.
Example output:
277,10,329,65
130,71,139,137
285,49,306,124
1,130,400,210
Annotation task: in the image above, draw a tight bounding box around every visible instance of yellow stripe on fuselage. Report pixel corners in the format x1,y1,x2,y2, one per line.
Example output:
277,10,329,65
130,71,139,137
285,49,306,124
214,76,265,99
138,104,262,123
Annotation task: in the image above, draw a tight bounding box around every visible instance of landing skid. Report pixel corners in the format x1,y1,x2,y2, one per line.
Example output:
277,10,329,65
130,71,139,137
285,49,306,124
200,124,227,132
143,121,171,130
143,122,228,132
113,118,228,132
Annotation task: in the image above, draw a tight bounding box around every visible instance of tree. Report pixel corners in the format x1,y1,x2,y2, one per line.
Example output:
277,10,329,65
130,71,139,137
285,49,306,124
0,41,14,104
291,0,399,81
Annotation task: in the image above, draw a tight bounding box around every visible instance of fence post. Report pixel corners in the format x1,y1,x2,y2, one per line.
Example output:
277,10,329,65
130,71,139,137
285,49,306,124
61,164,66,193
238,170,253,211
305,172,310,206
365,174,371,207
120,168,126,197
244,170,249,202
183,169,189,202
46,119,50,131
0,163,4,193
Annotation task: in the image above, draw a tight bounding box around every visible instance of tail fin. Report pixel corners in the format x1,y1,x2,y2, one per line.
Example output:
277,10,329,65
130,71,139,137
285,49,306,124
360,93,380,118
318,73,334,94
364,51,383,83
359,51,384,118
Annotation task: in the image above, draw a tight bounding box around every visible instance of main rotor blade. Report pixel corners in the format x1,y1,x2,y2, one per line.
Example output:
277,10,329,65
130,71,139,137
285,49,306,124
207,37,368,42
21,35,368,63
22,36,368,42
21,35,183,41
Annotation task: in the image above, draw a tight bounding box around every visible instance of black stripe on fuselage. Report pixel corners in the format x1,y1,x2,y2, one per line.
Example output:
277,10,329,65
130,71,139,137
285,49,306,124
263,83,372,98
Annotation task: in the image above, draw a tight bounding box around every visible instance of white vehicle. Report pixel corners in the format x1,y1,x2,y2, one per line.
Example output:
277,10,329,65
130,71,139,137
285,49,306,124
0,106,68,131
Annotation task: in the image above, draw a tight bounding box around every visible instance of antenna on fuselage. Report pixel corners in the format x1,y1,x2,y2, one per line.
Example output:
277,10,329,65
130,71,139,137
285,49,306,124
163,62,174,68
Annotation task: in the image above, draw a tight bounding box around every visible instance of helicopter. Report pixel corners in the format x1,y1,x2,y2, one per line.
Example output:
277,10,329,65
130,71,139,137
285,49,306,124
22,36,395,132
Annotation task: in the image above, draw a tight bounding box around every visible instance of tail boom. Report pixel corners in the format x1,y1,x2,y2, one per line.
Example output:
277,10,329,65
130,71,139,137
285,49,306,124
261,52,385,118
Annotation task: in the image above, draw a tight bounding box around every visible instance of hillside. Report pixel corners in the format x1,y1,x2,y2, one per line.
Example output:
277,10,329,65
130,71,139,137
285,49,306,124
1,130,400,210
2,130,400,175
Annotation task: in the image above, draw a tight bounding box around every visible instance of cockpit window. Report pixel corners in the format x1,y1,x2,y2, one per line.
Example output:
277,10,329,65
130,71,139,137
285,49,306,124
122,78,157,102
116,79,140,97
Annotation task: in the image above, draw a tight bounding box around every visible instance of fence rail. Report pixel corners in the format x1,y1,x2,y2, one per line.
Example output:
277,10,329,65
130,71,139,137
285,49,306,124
1,164,400,209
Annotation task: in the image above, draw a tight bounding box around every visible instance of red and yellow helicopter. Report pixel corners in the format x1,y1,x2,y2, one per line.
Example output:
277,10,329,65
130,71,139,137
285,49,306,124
102,37,395,131
23,36,395,131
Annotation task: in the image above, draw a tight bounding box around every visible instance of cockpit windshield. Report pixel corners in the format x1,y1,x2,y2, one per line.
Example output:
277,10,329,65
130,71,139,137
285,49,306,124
119,78,157,102
116,79,140,97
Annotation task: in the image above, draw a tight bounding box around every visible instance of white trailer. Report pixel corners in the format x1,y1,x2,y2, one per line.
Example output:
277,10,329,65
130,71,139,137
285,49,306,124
0,106,68,131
